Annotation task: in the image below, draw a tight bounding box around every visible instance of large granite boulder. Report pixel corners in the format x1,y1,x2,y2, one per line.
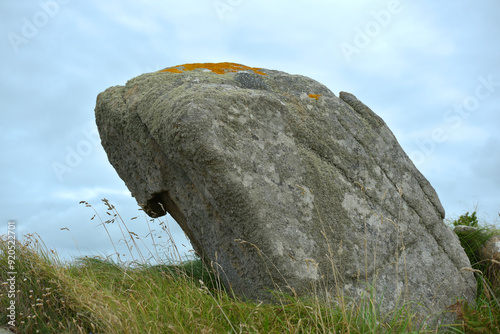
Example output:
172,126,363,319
95,62,476,323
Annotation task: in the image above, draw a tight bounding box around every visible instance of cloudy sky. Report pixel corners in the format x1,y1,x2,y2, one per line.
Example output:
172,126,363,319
2,0,499,264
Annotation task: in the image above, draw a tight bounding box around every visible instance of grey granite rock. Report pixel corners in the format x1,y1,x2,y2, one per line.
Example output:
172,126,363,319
95,62,476,325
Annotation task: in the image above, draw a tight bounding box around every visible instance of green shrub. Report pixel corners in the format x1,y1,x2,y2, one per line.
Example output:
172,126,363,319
452,211,479,227
449,210,500,333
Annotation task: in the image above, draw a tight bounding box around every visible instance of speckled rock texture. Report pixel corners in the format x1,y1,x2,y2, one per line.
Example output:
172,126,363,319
454,225,500,291
95,63,476,324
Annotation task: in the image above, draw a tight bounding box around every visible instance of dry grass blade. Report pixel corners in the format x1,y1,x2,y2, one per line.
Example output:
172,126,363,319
1,200,498,333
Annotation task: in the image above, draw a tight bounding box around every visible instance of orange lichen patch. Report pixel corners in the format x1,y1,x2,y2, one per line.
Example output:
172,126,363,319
159,62,267,75
163,67,183,73
308,94,322,100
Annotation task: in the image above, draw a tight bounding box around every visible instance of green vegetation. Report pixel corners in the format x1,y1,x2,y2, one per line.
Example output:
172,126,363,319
1,203,499,333
451,211,480,228
448,211,500,333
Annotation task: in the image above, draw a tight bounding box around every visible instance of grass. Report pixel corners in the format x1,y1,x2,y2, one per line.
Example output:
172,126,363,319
1,201,499,333
446,211,500,333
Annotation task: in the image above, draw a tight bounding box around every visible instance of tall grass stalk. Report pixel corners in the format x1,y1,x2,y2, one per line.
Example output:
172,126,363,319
1,201,498,333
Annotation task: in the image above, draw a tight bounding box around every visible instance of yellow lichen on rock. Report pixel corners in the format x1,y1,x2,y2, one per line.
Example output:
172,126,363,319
308,94,321,100
159,62,267,75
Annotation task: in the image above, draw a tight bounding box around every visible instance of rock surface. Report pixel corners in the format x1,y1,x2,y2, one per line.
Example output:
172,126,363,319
95,62,476,323
0,328,14,334
454,225,500,290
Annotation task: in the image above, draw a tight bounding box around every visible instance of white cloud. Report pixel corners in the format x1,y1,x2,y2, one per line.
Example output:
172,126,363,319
52,187,131,201
92,2,163,34
2,0,499,262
